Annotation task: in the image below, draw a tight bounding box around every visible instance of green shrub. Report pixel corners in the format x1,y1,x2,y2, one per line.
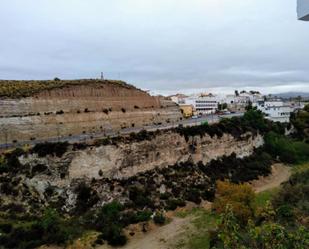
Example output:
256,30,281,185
32,142,69,157
153,212,166,225
75,182,99,214
265,132,309,163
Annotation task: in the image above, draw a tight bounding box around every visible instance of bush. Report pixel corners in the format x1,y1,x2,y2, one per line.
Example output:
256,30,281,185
153,212,166,225
166,198,186,210
31,142,69,157
265,132,309,163
129,186,153,208
75,182,99,214
0,208,82,249
56,110,64,115
213,181,255,225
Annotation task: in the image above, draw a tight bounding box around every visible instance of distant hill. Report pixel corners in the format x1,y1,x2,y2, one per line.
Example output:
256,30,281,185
270,92,309,99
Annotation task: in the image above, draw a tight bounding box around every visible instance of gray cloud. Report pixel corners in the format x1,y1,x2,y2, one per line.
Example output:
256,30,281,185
0,0,308,94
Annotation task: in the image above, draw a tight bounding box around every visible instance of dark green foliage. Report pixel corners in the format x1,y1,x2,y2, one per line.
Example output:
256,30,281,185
128,186,153,208
0,148,24,174
153,212,166,225
0,209,83,249
98,225,127,246
94,201,128,246
290,105,309,140
185,188,202,204
56,110,64,115
129,129,154,142
175,109,271,142
31,142,69,157
265,132,309,163
75,182,99,214
102,108,109,114
122,210,152,225
166,198,186,210
272,170,309,220
94,137,111,146
242,108,267,132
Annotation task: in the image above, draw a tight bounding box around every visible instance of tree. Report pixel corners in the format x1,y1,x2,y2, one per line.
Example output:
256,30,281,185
213,181,255,225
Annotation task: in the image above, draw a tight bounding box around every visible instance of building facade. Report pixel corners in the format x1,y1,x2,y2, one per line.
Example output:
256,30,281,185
298,0,309,21
254,100,294,123
185,94,219,115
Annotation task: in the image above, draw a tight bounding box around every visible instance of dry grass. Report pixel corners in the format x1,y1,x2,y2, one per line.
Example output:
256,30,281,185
0,79,132,98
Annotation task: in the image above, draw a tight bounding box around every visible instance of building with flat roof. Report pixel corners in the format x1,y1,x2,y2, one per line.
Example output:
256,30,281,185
297,0,309,21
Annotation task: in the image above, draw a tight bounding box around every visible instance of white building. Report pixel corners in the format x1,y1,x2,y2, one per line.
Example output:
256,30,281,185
298,0,309,21
185,93,219,114
219,91,262,112
169,94,188,105
254,100,294,123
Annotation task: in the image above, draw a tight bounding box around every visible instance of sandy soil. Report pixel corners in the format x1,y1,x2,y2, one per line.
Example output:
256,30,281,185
250,163,291,193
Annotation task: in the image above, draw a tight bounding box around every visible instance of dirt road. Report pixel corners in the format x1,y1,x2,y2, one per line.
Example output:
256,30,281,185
250,163,291,193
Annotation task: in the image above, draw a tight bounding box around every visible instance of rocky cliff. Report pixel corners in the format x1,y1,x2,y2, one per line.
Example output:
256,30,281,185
0,80,182,143
0,129,264,214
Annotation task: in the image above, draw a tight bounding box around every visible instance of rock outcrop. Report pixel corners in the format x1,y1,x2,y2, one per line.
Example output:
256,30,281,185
0,130,264,214
68,131,263,179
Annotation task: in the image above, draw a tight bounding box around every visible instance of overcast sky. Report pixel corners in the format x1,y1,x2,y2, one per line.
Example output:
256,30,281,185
0,0,308,94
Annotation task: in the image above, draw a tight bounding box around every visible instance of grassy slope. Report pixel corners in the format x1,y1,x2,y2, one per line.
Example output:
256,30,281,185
174,208,219,249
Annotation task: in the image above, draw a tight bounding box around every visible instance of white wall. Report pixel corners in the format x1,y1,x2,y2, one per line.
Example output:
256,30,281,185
298,0,309,21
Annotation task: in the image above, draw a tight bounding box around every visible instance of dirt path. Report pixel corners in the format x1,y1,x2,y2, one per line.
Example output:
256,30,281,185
98,216,191,249
250,163,291,193
97,164,291,249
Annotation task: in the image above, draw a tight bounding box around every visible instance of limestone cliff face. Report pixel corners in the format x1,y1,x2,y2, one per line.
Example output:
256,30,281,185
3,131,264,214
68,132,263,180
0,81,182,143
19,131,263,183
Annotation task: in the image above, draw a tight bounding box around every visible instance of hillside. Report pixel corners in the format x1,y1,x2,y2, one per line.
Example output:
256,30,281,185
0,79,135,98
0,79,182,144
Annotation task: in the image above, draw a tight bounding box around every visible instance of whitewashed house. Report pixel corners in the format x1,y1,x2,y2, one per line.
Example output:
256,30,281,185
254,100,294,123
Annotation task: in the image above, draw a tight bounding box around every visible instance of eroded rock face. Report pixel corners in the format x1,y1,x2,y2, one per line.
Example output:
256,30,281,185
0,131,264,214
68,131,263,179
0,82,182,143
